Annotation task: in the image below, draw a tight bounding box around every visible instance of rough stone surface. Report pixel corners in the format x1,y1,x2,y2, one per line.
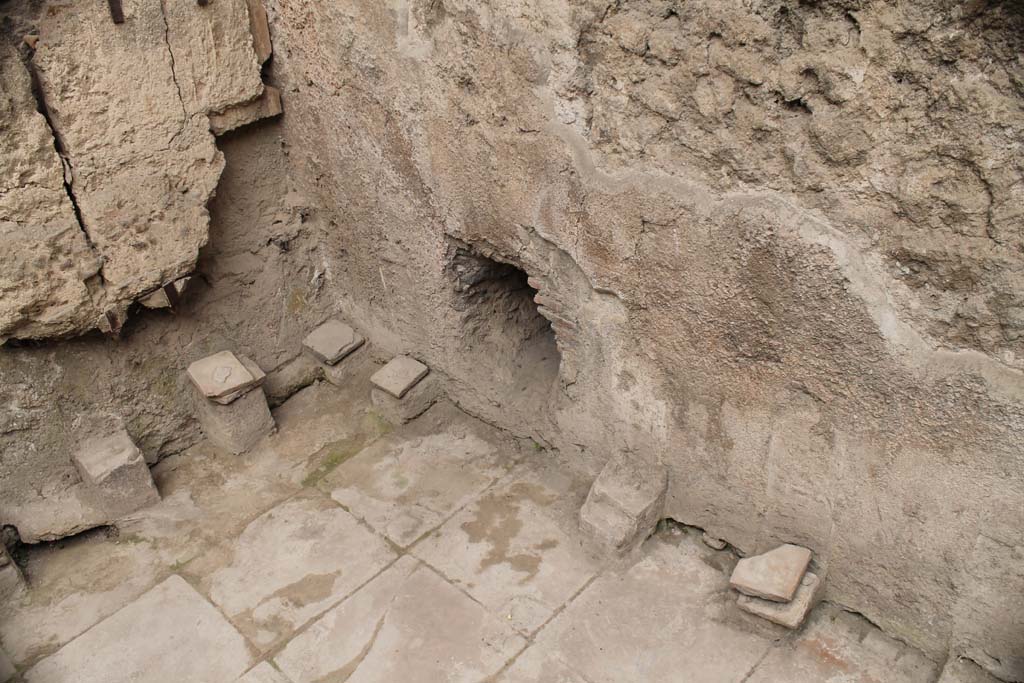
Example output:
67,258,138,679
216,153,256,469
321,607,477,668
730,543,812,602
579,452,667,556
738,571,822,629
274,556,525,683
0,546,24,599
194,387,275,455
0,648,12,683
210,86,284,136
302,319,365,366
938,657,1004,683
369,374,441,424
370,356,429,399
23,575,253,683
262,353,321,406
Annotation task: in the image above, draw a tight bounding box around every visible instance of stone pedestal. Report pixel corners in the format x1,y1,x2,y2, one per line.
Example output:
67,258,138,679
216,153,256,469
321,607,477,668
579,452,667,556
302,319,366,388
188,351,275,455
73,428,160,519
371,375,441,424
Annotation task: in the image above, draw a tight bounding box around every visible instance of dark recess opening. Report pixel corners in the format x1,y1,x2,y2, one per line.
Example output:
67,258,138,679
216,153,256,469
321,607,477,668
449,245,561,414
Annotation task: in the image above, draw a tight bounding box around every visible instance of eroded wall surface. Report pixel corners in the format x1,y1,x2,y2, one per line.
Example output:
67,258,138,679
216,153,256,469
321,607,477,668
260,0,1023,678
1,0,1022,679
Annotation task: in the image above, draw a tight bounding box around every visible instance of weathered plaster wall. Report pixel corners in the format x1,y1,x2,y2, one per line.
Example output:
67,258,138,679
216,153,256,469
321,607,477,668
260,0,1024,678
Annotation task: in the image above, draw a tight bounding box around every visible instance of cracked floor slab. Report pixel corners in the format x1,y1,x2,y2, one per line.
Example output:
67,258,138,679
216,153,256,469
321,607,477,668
273,556,525,683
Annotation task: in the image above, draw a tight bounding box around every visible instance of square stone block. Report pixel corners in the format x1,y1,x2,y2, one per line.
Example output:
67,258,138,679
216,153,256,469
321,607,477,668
302,319,364,366
371,356,429,399
370,374,441,424
579,452,667,556
730,543,812,602
195,387,275,455
73,428,160,518
737,571,822,629
187,351,263,404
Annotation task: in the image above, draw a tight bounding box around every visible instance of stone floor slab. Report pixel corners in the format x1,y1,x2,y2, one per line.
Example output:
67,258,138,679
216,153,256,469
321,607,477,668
274,555,524,683
196,493,397,651
745,603,939,683
24,575,252,683
501,533,777,682
325,402,514,547
412,460,599,634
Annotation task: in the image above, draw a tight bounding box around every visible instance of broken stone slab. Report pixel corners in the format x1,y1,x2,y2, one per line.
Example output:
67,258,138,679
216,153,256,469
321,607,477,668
72,429,160,519
730,543,812,603
187,351,261,404
738,571,822,629
209,85,283,136
371,374,442,425
579,452,668,556
216,355,268,405
301,319,365,366
194,387,275,455
370,356,430,399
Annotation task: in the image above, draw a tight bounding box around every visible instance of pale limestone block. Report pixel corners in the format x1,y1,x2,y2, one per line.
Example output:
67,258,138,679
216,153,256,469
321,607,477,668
730,543,812,602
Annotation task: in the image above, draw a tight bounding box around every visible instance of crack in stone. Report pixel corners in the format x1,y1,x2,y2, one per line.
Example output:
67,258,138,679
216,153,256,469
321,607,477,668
21,55,105,286
316,600,393,683
159,0,190,145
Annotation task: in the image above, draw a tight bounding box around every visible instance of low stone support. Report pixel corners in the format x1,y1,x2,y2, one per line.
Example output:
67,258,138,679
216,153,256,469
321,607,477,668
302,319,366,388
579,452,668,556
73,428,160,520
188,351,275,454
369,356,436,424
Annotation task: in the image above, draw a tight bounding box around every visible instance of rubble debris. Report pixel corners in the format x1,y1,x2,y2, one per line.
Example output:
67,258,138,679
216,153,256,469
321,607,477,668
72,429,160,520
302,319,365,366
370,356,429,399
730,543,812,602
738,572,822,629
139,277,191,310
579,452,668,556
245,0,273,64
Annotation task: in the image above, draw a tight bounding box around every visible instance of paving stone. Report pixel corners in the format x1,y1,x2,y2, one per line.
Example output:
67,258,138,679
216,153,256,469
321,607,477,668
201,494,396,651
745,603,939,683
730,543,812,602
23,575,252,683
370,373,441,424
501,536,775,682
72,428,160,519
195,387,276,455
188,351,259,401
237,662,290,683
302,319,364,365
370,356,429,399
579,452,667,556
274,556,525,683
412,460,599,634
326,402,513,547
738,571,822,629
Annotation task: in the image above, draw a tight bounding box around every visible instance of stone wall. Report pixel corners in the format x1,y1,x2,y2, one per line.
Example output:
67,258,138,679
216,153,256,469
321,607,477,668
1,0,1022,679
261,0,1023,678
